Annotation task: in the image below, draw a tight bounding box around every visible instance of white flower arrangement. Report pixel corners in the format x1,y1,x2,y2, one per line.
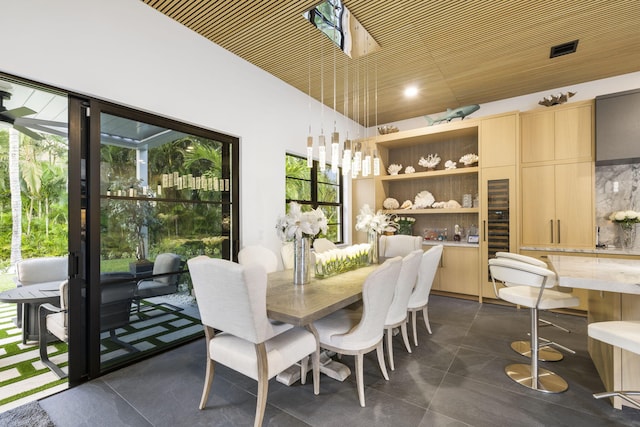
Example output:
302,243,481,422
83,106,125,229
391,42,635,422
609,210,640,227
276,201,328,241
355,204,395,234
387,164,403,175
444,160,457,170
459,153,479,166
383,197,400,210
418,153,441,169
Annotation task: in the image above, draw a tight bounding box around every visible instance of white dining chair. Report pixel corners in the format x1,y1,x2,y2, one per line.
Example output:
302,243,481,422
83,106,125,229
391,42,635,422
238,245,279,273
495,251,577,361
488,257,579,393
588,320,640,409
407,245,443,346
313,238,337,253
378,235,422,259
383,249,423,370
187,256,319,427
312,256,402,407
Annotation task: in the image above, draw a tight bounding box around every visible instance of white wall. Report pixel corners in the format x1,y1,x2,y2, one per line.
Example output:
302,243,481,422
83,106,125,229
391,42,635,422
0,0,359,257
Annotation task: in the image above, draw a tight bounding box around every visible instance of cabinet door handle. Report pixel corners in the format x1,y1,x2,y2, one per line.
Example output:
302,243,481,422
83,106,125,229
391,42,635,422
483,220,487,242
550,219,554,244
557,219,561,244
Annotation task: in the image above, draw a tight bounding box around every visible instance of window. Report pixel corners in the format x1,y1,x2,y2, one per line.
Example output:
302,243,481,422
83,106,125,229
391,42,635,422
285,153,343,243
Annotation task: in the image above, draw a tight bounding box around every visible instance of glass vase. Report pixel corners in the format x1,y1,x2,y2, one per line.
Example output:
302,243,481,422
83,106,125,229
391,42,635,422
293,236,311,285
619,223,636,250
368,229,379,264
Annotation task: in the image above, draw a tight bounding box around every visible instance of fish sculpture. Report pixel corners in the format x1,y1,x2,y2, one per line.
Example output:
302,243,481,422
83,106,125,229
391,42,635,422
424,104,480,126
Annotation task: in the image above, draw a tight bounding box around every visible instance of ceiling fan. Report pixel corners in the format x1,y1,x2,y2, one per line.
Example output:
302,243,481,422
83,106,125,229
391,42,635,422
0,88,45,140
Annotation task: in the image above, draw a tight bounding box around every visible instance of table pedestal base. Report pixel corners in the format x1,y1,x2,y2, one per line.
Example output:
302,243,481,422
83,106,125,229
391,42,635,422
276,351,351,386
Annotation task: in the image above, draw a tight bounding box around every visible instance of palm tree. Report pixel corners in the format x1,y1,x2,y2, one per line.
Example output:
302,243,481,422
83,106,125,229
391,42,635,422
9,128,21,265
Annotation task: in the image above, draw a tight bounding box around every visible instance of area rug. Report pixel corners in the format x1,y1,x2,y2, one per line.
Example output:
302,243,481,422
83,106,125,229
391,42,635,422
0,400,54,427
0,300,202,412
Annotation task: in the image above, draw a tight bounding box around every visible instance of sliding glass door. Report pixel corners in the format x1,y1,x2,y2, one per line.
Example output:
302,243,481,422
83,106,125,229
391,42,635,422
71,99,239,378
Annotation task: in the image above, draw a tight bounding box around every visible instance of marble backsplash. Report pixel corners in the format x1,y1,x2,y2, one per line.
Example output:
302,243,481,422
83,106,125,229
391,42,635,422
595,162,640,249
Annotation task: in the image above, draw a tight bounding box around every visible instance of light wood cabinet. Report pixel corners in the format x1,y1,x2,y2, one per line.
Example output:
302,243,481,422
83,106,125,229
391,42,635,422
433,245,479,296
480,113,518,168
521,101,593,164
521,161,594,248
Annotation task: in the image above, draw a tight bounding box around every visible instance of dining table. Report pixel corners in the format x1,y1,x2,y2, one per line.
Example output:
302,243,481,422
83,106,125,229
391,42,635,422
547,254,640,409
267,264,379,385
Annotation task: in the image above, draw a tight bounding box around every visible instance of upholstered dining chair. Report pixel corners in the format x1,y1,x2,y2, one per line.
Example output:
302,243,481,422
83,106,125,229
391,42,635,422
280,242,295,270
187,256,319,427
378,235,422,259
238,245,279,273
312,256,403,407
39,277,138,378
488,257,579,393
313,238,337,253
383,249,423,370
135,252,183,314
407,245,443,346
495,251,578,362
588,321,640,409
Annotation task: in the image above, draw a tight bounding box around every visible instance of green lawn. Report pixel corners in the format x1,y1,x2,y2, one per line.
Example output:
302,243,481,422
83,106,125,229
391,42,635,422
0,273,14,292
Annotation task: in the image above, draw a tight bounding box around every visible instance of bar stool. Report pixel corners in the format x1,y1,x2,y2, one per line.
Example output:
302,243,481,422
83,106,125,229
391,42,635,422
588,321,640,409
489,258,579,393
495,252,578,362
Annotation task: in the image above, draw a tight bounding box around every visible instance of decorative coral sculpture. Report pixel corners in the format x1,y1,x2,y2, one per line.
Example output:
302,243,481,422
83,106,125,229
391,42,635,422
459,153,479,166
404,166,415,174
400,200,413,209
387,164,402,175
383,197,400,210
418,154,441,169
444,160,457,170
413,190,435,209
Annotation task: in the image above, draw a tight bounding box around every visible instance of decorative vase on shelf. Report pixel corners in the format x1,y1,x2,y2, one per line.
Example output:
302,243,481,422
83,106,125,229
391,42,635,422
368,229,379,264
619,223,636,250
293,236,311,285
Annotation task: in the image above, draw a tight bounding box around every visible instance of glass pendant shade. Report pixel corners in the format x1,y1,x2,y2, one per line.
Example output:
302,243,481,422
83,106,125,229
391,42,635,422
331,131,340,172
306,135,314,167
318,134,326,171
342,139,352,175
373,149,380,176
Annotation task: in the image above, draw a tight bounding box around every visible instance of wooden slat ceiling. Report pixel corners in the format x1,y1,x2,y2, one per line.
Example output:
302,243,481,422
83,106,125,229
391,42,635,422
142,0,640,125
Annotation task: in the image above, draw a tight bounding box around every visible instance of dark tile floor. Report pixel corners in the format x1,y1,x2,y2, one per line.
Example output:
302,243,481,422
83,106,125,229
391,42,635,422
39,295,640,426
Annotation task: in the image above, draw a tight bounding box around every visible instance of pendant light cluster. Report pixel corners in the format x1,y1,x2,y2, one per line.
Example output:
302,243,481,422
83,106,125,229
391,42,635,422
304,1,380,179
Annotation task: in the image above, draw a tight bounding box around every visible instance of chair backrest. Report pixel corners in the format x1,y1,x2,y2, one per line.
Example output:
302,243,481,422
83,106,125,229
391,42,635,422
488,258,556,289
188,256,279,344
281,242,295,270
152,253,182,285
409,245,443,307
386,250,423,325
379,235,422,258
337,257,402,346
238,245,279,273
495,252,547,268
313,238,337,253
16,256,68,286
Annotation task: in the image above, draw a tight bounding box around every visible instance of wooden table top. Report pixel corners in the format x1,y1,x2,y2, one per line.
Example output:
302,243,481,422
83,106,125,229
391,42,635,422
266,265,378,326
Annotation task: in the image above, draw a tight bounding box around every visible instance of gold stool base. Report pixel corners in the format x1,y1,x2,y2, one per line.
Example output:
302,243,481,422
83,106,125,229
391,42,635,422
511,340,563,362
505,363,568,393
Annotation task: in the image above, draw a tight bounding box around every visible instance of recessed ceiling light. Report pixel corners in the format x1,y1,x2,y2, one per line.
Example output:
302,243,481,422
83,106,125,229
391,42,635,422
404,86,418,98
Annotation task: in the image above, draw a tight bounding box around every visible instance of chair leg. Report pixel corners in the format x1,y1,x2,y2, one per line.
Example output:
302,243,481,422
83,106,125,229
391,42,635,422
312,347,320,396
300,356,308,385
594,391,640,409
411,310,418,346
199,357,215,410
255,343,269,427
422,306,432,334
400,322,412,353
376,341,389,381
355,353,365,407
385,327,395,371
38,311,67,379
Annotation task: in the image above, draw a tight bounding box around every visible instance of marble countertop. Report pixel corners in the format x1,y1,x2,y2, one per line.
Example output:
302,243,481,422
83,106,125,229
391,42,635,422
423,240,479,248
548,254,640,294
520,246,640,256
